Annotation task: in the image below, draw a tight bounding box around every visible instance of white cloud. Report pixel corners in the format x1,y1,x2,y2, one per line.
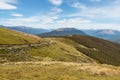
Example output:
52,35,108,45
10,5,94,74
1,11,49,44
49,0,63,6
46,18,120,30
10,13,23,17
68,1,120,20
90,0,101,2
1,14,59,26
70,1,87,9
6,16,39,23
1,0,120,30
1,5,63,26
114,0,120,4
4,0,17,4
49,7,63,15
1,16,120,30
83,5,120,19
0,0,17,10
51,7,63,13
37,18,120,30
41,15,59,24
55,18,91,24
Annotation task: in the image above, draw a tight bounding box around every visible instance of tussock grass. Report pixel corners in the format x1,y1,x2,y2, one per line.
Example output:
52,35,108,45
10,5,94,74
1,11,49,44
0,61,120,80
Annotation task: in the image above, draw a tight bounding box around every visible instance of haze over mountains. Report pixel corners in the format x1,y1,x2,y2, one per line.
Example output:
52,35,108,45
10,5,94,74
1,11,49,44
1,25,120,43
83,29,120,43
0,25,49,34
39,28,86,37
38,27,120,43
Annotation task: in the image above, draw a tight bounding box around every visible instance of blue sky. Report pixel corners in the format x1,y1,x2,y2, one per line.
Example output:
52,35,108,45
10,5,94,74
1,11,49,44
0,0,120,30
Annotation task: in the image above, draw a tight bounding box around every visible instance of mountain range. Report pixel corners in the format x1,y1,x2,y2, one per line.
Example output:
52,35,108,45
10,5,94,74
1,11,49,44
1,25,120,43
39,28,86,37
0,25,49,34
83,29,120,43
39,28,120,43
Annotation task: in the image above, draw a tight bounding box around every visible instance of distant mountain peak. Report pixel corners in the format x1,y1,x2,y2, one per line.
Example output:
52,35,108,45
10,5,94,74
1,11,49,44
98,29,115,35
55,28,77,32
39,28,86,37
83,29,120,43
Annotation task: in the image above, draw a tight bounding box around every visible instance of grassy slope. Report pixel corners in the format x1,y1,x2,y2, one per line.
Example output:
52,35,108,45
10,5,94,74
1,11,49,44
65,35,120,66
0,27,41,44
1,34,120,66
0,61,120,80
0,28,120,80
0,37,95,63
0,28,94,63
0,27,120,66
28,39,95,63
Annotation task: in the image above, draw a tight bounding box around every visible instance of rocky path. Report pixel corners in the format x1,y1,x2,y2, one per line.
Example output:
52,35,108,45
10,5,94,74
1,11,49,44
0,40,55,49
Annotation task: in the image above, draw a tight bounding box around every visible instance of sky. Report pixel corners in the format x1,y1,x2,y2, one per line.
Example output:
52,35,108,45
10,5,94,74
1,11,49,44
0,0,120,30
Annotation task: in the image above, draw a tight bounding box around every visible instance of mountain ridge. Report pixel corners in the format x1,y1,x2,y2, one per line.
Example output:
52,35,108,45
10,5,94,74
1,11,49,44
83,29,120,43
39,28,86,37
0,25,49,34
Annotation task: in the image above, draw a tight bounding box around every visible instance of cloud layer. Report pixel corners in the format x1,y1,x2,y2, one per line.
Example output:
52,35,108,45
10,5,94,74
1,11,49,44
49,0,63,6
0,0,17,10
10,13,23,17
0,0,120,30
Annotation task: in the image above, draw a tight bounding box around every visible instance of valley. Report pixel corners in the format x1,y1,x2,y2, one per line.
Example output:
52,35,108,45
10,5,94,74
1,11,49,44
0,27,120,80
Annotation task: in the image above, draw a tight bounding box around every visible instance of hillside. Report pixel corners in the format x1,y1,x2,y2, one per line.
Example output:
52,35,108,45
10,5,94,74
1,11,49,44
0,27,96,63
0,27,41,44
0,27,120,66
39,28,86,37
0,38,95,63
65,35,120,66
0,28,120,80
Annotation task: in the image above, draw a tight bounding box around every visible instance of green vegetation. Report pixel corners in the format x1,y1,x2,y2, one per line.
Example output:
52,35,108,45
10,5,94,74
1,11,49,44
0,28,120,66
66,35,120,66
0,28,120,80
0,27,41,44
0,61,120,80
28,40,95,63
0,38,95,63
